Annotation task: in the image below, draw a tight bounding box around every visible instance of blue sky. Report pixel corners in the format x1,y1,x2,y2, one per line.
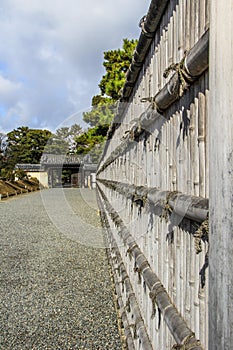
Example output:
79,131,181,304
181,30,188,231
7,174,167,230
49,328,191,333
0,0,150,133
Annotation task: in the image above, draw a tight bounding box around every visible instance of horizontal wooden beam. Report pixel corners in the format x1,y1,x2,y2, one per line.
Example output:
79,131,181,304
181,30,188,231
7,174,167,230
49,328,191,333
98,179,208,224
155,29,209,111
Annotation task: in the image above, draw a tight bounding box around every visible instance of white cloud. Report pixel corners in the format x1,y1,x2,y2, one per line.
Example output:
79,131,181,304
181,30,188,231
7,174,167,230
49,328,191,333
0,0,150,132
0,75,21,102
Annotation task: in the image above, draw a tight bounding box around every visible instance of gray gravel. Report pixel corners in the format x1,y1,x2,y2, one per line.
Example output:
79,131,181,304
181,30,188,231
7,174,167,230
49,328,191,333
0,188,122,350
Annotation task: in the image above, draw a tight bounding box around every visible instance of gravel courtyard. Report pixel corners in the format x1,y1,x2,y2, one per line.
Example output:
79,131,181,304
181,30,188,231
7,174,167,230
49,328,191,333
0,188,122,349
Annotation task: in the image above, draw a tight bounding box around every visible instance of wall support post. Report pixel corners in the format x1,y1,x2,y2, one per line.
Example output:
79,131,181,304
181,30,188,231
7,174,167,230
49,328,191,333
209,2,233,349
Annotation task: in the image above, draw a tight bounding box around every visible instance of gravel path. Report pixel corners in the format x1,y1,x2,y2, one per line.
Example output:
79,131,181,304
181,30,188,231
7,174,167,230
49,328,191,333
0,188,122,350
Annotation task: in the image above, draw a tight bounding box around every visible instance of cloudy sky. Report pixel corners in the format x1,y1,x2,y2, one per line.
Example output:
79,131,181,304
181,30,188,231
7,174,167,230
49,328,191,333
0,0,151,133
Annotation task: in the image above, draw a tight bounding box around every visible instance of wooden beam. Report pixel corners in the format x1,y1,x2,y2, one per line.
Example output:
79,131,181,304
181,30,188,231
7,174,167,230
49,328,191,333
98,179,208,224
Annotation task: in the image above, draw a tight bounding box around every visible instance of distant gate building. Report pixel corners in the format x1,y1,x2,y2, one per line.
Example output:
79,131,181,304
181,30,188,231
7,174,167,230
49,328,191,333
17,154,97,189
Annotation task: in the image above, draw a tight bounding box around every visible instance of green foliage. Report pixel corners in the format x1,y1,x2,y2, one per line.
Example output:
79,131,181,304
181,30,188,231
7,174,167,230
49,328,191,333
87,142,106,163
55,127,70,140
99,38,137,100
83,97,116,127
44,123,82,155
75,124,109,162
0,124,84,176
0,168,14,181
82,39,137,129
6,126,52,168
61,169,72,184
91,95,109,106
43,134,69,155
75,125,107,154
